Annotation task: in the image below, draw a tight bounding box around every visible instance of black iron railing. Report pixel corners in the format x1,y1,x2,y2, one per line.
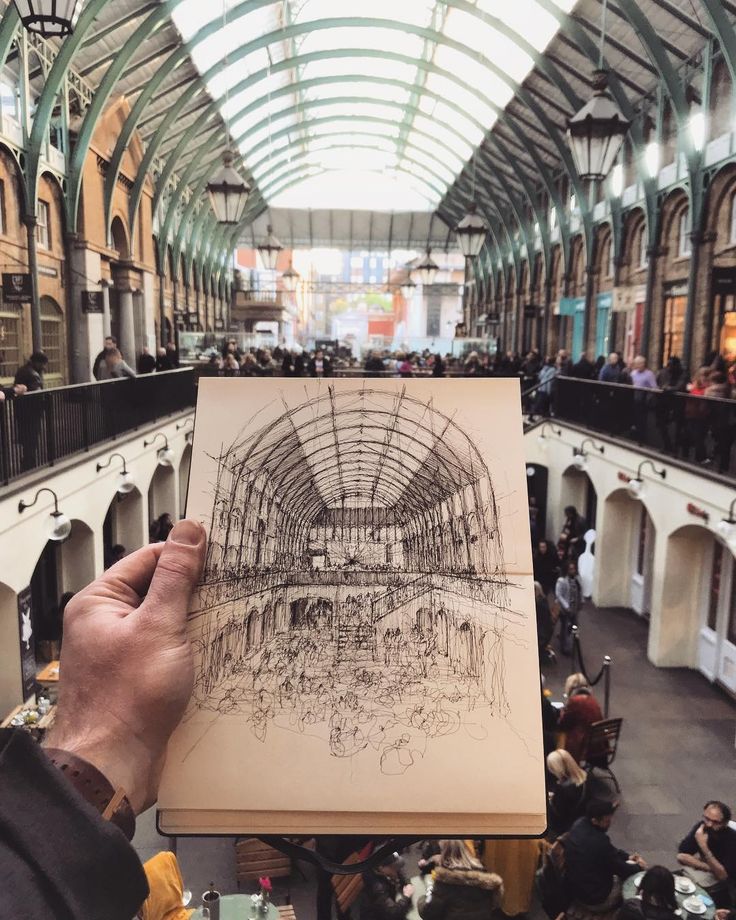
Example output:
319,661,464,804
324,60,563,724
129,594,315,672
546,376,736,478
0,369,196,486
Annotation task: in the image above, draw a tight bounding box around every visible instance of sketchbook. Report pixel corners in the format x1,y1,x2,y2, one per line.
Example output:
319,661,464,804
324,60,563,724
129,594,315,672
158,378,545,836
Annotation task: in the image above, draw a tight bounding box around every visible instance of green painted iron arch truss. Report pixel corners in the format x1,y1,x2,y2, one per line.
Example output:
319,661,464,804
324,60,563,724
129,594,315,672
0,0,731,292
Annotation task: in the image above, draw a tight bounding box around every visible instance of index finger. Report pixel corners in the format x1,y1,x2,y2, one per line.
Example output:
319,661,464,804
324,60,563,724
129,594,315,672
73,542,167,609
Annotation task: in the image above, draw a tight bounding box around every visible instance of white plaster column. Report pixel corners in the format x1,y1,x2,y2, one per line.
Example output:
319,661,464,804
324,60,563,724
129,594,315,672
100,278,112,339
119,286,136,367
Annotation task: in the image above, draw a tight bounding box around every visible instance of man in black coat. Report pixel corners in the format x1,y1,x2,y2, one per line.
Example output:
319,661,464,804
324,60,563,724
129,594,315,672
677,801,736,906
564,800,645,909
361,853,414,920
14,350,48,391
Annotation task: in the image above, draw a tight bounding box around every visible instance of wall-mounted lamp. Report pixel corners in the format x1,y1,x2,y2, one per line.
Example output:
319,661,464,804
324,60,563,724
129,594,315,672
573,437,605,470
627,459,666,500
96,452,136,495
176,417,195,444
18,487,72,542
144,432,175,467
537,423,562,450
717,497,736,544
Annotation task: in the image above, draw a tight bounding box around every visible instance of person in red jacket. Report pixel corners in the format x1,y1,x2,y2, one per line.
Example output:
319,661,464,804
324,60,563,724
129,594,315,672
558,672,603,764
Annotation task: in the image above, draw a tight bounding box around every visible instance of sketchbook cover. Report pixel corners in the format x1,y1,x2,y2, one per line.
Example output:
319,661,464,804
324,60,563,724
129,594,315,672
159,378,545,835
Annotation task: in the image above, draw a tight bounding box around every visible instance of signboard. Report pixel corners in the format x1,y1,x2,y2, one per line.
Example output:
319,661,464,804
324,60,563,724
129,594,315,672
17,586,36,702
558,296,586,317
81,290,104,314
613,286,646,313
712,266,736,296
2,273,32,303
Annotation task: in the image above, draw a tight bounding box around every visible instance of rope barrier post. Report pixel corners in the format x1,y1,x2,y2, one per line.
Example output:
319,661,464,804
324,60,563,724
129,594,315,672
603,655,612,717
571,624,581,674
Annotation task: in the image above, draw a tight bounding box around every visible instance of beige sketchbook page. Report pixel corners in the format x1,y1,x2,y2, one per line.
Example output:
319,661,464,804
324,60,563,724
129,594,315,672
159,378,544,827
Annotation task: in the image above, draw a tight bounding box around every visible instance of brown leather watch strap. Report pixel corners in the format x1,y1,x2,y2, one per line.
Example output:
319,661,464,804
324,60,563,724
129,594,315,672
43,748,136,841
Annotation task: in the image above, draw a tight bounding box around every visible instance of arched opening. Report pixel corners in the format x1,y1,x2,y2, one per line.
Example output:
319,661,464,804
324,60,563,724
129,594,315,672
148,463,177,541
657,190,690,367
596,490,654,616
179,442,192,518
526,463,548,543
40,295,66,386
111,216,130,261
102,487,144,567
560,466,597,533
617,208,647,362
662,526,736,688
29,520,95,667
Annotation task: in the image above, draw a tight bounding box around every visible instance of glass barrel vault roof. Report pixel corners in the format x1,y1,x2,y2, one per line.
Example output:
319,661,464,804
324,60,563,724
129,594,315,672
171,0,576,212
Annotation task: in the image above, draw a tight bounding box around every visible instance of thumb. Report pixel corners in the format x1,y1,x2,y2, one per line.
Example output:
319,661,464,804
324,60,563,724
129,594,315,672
139,519,206,639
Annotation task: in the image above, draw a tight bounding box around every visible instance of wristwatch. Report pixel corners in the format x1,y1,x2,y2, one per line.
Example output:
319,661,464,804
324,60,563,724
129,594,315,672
44,748,136,841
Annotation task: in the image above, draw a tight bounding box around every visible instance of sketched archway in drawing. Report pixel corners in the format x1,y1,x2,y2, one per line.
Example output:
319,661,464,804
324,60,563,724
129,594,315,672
192,385,523,773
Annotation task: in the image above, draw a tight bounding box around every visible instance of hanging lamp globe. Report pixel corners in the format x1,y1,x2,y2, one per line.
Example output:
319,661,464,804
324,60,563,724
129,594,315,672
454,202,488,259
258,225,284,272
567,70,630,181
207,150,250,225
400,277,416,300
12,0,83,36
281,262,300,294
416,248,440,287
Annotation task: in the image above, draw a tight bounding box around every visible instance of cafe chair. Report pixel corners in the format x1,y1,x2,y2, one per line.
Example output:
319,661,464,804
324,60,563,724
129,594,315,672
582,718,623,793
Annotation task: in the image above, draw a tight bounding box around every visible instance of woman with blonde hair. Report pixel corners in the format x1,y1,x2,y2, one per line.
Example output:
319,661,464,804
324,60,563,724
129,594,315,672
547,748,589,837
558,672,603,763
418,839,503,920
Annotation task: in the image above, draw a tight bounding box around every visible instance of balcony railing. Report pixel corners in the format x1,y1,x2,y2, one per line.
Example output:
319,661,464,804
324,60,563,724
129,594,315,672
547,377,736,479
0,369,196,486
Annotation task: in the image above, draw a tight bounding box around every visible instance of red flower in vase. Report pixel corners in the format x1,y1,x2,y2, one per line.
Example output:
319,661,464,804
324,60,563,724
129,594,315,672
259,877,273,894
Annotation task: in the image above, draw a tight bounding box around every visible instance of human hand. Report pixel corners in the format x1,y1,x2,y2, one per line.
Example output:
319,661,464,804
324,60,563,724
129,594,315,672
403,885,415,898
631,854,647,868
695,824,709,851
43,519,206,814
715,910,730,920
13,383,27,395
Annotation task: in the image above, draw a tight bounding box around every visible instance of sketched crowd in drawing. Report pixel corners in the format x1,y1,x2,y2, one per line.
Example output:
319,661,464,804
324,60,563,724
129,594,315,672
190,385,524,774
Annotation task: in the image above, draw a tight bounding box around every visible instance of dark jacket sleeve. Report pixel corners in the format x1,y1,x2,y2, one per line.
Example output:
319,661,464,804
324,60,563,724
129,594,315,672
678,823,699,855
363,875,411,920
0,729,148,920
418,886,446,920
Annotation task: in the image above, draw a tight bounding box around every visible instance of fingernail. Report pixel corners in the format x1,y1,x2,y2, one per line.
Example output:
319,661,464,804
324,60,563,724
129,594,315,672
170,519,203,546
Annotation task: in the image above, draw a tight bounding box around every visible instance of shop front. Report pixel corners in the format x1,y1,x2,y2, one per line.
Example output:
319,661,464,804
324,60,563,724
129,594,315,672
595,291,613,358
558,295,586,359
613,285,646,364
711,266,736,360
662,281,688,364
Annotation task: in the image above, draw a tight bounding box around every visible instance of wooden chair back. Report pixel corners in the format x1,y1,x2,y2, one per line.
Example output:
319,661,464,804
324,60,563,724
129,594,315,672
331,852,365,913
585,717,623,766
236,838,291,885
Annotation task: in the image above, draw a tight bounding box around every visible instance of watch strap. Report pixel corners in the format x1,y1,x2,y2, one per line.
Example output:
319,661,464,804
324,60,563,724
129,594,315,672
43,747,136,841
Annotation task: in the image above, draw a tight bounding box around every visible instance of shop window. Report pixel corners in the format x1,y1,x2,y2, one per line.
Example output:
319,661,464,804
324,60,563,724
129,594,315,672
708,542,723,632
730,192,736,245
0,304,21,379
638,226,648,269
40,297,63,377
678,209,692,257
663,293,687,362
36,200,51,250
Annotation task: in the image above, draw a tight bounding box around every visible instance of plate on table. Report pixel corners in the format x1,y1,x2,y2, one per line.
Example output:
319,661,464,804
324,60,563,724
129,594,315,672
675,878,696,895
682,896,707,915
633,872,645,888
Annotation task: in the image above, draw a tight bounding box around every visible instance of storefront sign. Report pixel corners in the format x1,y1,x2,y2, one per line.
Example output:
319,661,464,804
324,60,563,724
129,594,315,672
17,586,36,702
81,290,104,314
558,296,585,316
612,286,646,313
664,282,688,298
712,267,736,296
37,265,58,278
2,273,32,303
523,303,539,318
596,292,613,310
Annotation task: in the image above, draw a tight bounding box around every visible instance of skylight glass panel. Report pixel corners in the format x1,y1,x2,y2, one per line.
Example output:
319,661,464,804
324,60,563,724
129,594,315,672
168,0,568,211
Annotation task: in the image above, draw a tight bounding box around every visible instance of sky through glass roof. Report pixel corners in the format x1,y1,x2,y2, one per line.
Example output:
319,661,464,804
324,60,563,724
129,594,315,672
171,0,576,212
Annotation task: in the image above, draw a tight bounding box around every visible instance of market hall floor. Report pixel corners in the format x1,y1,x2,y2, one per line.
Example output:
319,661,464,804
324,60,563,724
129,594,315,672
130,602,736,912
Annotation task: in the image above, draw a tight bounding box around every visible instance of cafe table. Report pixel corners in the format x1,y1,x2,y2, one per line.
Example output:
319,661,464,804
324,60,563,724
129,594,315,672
37,660,61,687
622,872,715,920
191,896,280,919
